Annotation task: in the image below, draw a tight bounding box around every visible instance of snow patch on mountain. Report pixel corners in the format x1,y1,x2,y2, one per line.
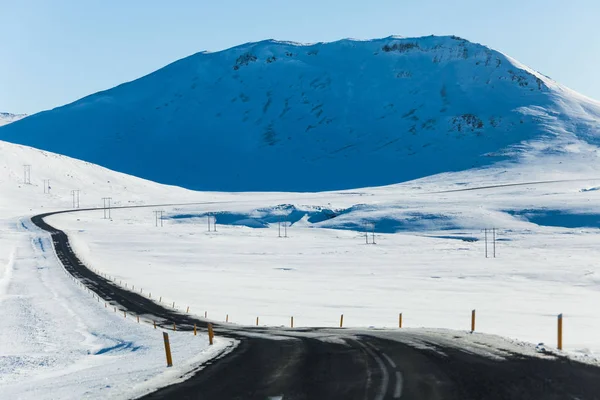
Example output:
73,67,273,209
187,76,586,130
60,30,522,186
0,112,27,127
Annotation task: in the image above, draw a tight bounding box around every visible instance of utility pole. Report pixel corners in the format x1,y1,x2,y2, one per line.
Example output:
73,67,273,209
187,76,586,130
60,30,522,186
23,165,31,184
102,197,112,219
364,223,375,244
71,190,80,208
493,228,497,258
483,228,488,258
207,215,217,232
154,210,164,227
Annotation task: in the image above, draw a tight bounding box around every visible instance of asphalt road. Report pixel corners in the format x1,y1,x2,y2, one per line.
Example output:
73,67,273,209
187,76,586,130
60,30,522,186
31,210,600,400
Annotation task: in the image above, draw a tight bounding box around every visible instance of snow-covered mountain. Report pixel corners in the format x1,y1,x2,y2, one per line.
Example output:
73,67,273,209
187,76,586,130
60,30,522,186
0,112,27,127
1,35,600,191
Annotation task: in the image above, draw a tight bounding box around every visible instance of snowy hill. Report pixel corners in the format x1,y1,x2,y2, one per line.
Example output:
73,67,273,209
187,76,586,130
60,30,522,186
1,35,600,191
0,112,27,127
0,140,210,217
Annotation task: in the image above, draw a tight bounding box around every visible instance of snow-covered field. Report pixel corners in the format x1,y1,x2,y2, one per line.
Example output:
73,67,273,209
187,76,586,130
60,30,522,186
45,153,600,361
4,134,600,398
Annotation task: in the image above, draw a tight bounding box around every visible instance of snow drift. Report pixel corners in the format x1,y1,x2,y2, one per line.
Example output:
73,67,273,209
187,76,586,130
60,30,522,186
2,35,600,191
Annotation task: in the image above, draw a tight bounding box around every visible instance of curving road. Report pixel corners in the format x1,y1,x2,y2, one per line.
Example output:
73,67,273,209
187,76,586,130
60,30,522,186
31,208,600,400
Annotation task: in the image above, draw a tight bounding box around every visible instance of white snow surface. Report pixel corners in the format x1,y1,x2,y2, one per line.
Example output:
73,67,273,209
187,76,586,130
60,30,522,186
3,104,600,395
0,134,596,357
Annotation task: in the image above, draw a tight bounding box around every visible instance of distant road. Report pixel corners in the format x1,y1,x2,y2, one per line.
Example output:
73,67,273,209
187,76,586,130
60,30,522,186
31,206,600,399
432,178,600,194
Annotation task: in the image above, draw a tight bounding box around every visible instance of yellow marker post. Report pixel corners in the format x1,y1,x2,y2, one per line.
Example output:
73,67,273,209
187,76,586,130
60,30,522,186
399,313,403,328
204,311,207,318
226,314,229,323
471,309,476,332
291,316,294,328
208,323,214,345
256,317,259,326
173,323,176,331
137,315,140,323
163,332,173,367
193,324,197,336
186,306,190,313
558,313,563,350
153,321,156,329
340,314,344,328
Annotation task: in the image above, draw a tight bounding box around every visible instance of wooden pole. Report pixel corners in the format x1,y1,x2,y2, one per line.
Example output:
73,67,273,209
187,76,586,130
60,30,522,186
208,323,214,345
163,332,173,367
558,313,563,350
471,309,476,332
291,316,294,328
340,314,344,328
399,313,403,328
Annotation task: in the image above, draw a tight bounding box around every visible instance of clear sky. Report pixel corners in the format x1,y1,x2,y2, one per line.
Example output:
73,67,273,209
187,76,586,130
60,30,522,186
2,0,599,114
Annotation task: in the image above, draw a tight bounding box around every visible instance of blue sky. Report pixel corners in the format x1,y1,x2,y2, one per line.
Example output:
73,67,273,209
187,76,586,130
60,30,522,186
2,0,599,114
